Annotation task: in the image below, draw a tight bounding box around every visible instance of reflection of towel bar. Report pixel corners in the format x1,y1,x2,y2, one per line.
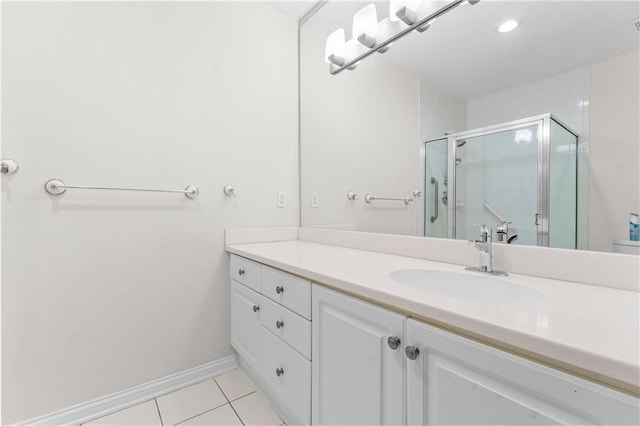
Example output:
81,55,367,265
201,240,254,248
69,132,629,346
364,193,414,205
44,179,199,199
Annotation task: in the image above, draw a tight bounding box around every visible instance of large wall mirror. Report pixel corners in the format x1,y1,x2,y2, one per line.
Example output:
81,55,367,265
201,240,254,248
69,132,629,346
300,0,639,253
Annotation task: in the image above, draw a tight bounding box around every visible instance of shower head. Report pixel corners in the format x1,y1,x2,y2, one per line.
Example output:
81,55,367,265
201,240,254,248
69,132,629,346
457,140,466,148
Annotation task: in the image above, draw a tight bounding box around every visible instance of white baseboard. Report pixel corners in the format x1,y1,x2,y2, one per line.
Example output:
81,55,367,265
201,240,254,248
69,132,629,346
17,355,237,426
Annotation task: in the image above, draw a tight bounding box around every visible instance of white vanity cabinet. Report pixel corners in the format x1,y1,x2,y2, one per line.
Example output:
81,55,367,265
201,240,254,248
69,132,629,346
230,255,312,426
230,252,639,426
312,285,405,425
405,319,640,425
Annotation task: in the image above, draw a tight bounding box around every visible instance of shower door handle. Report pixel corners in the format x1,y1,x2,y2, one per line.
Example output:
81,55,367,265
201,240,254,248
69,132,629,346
430,177,439,223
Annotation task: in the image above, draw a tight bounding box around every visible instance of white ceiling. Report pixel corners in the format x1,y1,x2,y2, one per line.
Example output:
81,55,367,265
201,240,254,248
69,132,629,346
267,0,321,21
300,0,640,100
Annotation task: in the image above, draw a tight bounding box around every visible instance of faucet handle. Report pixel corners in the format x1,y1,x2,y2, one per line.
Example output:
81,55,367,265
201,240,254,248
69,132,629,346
473,223,490,234
496,221,512,232
472,224,492,242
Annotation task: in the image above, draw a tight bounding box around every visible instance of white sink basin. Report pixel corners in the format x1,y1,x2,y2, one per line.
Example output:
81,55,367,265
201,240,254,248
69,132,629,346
388,269,545,302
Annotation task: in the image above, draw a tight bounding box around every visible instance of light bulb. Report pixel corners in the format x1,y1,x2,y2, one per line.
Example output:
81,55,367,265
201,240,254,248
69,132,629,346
353,4,378,48
324,29,346,65
390,0,420,23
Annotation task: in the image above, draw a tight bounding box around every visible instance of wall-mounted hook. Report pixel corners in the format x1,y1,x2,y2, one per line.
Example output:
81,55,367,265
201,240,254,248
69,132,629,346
346,191,358,201
223,184,237,198
0,159,19,175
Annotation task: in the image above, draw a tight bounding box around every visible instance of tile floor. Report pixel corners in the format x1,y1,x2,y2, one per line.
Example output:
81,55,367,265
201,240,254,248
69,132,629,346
84,368,284,426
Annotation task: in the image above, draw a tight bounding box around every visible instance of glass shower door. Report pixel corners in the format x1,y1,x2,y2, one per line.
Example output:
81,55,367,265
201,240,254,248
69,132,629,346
549,118,578,249
453,124,541,245
424,138,448,238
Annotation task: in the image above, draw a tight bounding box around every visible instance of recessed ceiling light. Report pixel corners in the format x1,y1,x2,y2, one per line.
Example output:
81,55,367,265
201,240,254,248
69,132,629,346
498,20,521,33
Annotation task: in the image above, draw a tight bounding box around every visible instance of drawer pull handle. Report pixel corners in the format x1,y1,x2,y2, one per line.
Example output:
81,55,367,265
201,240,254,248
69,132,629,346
275,367,284,377
275,286,285,294
387,336,401,350
405,345,420,360
238,269,245,276
276,320,285,329
252,305,260,313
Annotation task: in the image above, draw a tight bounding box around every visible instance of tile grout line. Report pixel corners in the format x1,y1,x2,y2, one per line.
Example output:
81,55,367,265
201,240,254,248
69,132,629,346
173,402,232,426
229,390,256,403
154,399,164,426
212,377,231,404
213,376,245,426
162,378,231,426
228,401,246,426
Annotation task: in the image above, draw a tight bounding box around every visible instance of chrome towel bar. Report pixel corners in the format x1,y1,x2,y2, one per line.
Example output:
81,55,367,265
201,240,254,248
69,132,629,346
364,193,414,205
44,179,199,199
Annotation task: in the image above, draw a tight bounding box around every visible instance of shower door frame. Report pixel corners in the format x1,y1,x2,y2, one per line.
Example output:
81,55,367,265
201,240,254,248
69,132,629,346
434,113,578,247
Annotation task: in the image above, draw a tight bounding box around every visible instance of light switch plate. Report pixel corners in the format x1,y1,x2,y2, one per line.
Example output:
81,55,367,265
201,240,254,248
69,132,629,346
311,192,319,208
278,191,287,208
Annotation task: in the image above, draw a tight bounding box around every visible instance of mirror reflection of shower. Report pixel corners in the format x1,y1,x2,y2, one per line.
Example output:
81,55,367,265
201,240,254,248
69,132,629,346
424,113,580,249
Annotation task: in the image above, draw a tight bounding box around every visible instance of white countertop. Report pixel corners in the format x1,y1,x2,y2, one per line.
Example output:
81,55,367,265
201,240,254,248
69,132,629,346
227,240,640,394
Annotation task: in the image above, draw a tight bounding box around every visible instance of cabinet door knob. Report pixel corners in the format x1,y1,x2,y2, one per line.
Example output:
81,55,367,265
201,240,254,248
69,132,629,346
387,336,401,350
238,269,245,276
252,305,260,313
405,345,420,360
275,367,284,377
275,286,285,294
276,320,285,329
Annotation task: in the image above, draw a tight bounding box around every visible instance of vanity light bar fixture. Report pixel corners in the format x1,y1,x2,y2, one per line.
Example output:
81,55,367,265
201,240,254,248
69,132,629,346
353,4,379,48
326,0,481,75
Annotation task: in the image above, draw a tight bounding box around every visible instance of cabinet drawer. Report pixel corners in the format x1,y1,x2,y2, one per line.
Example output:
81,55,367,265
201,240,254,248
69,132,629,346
261,296,311,360
262,266,311,319
261,327,311,426
230,255,261,292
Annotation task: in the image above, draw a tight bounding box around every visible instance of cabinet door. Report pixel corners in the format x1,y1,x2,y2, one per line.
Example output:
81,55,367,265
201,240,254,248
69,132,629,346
230,280,262,372
260,327,311,426
406,319,640,425
312,285,405,425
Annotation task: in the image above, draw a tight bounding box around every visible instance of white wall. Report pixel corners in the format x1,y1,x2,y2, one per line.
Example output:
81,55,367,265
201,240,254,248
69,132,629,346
300,23,420,235
1,2,298,423
420,79,467,142
589,50,640,252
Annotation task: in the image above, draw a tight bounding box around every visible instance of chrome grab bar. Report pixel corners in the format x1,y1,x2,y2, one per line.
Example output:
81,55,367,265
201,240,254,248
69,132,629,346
44,179,199,199
364,194,414,205
430,178,439,223
483,200,518,231
483,200,506,224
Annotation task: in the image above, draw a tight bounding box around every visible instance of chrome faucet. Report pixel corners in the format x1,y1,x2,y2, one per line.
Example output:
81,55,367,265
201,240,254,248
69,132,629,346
466,224,508,276
496,221,519,244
